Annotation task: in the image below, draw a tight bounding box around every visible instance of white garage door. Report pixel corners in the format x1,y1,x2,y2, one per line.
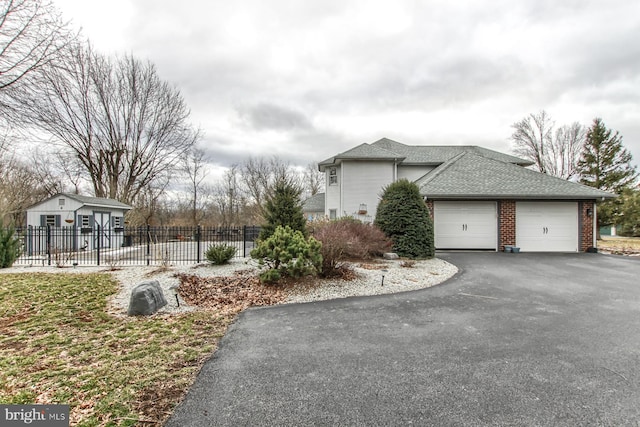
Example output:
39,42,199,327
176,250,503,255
434,202,497,250
516,202,578,252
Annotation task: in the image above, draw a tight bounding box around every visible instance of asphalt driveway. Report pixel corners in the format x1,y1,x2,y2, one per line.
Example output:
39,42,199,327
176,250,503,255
166,253,640,426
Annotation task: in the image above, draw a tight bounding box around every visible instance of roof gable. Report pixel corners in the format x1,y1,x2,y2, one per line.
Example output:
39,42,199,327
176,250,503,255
319,142,405,170
416,152,615,200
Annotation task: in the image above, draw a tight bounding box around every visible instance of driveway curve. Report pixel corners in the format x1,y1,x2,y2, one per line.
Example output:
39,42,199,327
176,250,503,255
166,253,640,426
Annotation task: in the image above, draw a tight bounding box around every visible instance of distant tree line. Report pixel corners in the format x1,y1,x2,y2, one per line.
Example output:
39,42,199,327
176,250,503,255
0,0,324,226
511,111,639,236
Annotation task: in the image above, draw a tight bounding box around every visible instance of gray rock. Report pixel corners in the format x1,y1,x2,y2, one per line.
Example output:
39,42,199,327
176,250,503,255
383,252,399,260
127,280,167,316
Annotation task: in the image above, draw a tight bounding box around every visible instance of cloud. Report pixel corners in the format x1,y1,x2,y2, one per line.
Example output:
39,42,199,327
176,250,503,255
54,0,640,171
237,103,313,131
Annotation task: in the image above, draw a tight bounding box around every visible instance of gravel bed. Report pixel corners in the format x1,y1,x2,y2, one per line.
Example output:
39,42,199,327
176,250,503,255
0,257,458,315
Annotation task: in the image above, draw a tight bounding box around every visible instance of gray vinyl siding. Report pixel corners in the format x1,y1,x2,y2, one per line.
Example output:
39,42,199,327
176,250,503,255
398,165,436,182
342,161,394,218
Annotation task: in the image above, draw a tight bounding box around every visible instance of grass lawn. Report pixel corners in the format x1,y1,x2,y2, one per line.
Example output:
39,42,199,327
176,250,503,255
598,236,640,253
0,273,233,426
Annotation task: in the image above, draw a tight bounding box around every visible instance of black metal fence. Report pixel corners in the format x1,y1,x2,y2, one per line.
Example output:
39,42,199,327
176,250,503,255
10,225,261,267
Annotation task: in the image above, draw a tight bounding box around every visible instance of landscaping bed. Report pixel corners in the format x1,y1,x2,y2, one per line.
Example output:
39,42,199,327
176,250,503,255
598,237,640,256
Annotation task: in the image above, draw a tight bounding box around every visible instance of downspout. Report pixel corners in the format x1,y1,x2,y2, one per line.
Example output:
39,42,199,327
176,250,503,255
340,164,344,218
593,201,598,249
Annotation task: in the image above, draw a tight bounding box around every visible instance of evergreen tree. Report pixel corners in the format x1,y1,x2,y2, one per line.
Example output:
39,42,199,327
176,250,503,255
0,222,22,268
374,179,434,259
259,180,307,240
577,118,638,227
617,188,640,237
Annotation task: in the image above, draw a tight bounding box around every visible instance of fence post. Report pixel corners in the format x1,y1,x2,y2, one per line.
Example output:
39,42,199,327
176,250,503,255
46,225,52,266
242,225,247,258
196,224,202,263
96,225,101,266
146,224,151,266
27,225,32,256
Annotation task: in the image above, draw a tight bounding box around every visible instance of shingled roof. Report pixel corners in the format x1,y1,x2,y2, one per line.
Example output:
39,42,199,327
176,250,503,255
29,193,133,210
415,152,615,200
318,138,533,170
371,138,533,166
302,193,325,212
318,142,405,169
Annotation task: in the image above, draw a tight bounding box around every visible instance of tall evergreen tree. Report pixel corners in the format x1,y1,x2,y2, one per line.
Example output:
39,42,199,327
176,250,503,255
259,180,307,240
577,118,638,227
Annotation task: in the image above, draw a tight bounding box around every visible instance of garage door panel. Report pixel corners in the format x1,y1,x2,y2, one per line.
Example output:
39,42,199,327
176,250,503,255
516,202,578,252
434,202,497,250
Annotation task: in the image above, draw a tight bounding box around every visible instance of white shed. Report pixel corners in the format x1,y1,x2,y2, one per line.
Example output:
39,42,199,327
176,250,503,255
26,193,132,252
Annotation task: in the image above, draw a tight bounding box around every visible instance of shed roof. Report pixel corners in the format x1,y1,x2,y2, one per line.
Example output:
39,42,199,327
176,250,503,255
29,193,133,210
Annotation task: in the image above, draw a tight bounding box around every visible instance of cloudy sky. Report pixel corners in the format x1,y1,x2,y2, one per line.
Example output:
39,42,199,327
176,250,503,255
55,0,640,177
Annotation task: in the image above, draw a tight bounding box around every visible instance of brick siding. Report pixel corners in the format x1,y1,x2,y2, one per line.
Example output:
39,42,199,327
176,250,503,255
498,200,516,251
425,200,434,220
580,200,595,251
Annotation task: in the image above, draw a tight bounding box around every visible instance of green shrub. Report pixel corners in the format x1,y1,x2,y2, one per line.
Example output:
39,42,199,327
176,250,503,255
312,218,392,276
374,179,435,259
0,223,22,268
250,225,322,284
205,243,237,265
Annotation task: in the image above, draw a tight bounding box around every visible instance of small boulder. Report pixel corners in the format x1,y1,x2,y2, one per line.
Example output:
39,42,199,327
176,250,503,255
128,280,167,316
383,252,399,260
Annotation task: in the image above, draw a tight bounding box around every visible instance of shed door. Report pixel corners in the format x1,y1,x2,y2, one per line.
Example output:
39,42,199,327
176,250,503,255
516,202,578,252
434,201,497,250
93,211,111,249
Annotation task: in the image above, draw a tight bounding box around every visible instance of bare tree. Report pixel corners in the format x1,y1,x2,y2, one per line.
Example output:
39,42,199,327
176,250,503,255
511,111,585,180
181,147,210,225
547,122,585,180
211,164,249,226
240,156,302,222
9,42,199,204
127,179,170,226
0,127,55,223
28,146,85,195
511,110,554,174
302,162,324,198
0,0,75,91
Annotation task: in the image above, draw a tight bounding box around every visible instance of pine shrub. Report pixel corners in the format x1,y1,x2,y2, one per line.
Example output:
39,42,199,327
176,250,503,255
374,179,435,259
0,224,22,268
250,225,322,284
205,243,237,265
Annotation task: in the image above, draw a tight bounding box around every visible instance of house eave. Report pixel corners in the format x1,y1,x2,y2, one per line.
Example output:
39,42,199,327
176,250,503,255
423,194,617,201
319,157,405,171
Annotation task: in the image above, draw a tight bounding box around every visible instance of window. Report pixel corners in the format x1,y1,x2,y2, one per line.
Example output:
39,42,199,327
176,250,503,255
329,209,337,220
59,198,65,206
45,215,57,226
329,168,338,185
79,215,91,227
113,216,123,227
